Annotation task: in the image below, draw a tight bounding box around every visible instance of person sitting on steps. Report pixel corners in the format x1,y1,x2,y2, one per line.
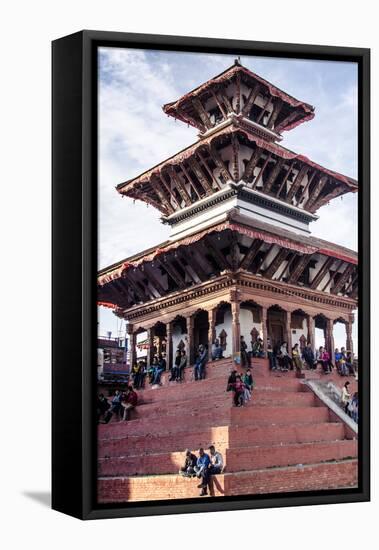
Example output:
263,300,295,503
122,385,138,421
211,338,223,361
194,447,211,496
194,344,208,380
179,449,197,477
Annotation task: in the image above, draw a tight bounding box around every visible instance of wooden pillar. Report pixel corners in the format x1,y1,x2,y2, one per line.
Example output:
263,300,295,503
346,314,354,354
127,324,136,370
231,294,241,358
261,306,268,358
307,315,315,351
166,321,173,370
285,310,292,351
326,318,335,364
185,315,194,365
147,327,154,366
208,307,216,356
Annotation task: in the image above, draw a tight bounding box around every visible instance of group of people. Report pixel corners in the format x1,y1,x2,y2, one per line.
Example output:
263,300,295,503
179,446,223,496
240,335,265,368
341,381,359,423
226,368,254,407
130,354,167,389
265,339,356,377
97,386,138,423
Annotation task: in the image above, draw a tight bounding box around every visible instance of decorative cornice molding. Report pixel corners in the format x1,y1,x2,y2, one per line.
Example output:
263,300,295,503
163,184,314,226
121,271,357,322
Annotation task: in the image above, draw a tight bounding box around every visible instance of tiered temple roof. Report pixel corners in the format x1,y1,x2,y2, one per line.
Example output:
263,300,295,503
99,61,358,321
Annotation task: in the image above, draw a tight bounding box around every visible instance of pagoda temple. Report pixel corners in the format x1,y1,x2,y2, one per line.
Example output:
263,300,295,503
98,60,358,369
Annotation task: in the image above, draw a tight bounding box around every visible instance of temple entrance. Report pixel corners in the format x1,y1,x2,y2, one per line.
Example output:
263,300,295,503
267,305,286,350
193,309,209,350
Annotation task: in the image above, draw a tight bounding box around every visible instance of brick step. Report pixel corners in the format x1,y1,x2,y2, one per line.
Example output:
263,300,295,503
231,405,330,426
98,439,356,477
99,405,331,439
225,439,357,472
99,426,229,458
97,459,358,502
228,422,347,448
98,422,346,458
136,391,315,418
135,374,304,404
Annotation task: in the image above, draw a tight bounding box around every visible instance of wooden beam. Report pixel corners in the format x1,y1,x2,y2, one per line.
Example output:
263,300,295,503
143,264,166,296
267,98,283,129
252,153,272,190
276,161,295,197
263,157,285,194
228,233,240,271
209,144,232,183
157,257,186,288
191,97,213,129
275,110,299,133
202,237,230,271
187,156,214,195
243,146,263,183
210,89,227,118
304,176,328,210
167,166,192,207
176,106,206,133
122,272,149,303
330,264,355,295
321,260,344,292
310,257,334,290
297,169,318,206
241,82,261,117
276,251,297,281
196,151,222,191
151,175,175,215
263,248,288,279
345,272,358,295
311,181,346,212
179,161,203,199
286,165,309,203
218,86,233,113
183,248,209,281
256,95,271,125
287,255,311,284
239,239,263,270
231,133,240,181
157,172,180,209
235,72,241,113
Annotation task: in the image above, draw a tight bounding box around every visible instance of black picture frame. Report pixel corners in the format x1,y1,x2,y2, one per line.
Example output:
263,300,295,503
52,30,370,520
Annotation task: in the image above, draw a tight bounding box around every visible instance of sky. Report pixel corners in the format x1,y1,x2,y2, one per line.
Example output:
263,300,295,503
97,47,358,349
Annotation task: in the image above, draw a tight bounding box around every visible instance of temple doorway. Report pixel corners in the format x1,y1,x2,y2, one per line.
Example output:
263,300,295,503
193,309,209,349
267,305,286,350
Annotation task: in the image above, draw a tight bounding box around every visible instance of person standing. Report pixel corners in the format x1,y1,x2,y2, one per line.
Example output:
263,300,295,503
292,343,303,373
267,337,276,370
341,381,351,414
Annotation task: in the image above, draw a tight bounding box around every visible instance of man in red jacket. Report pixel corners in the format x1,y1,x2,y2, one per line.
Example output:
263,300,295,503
122,385,138,421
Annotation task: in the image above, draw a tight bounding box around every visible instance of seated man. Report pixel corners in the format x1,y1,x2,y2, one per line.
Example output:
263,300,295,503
231,375,245,407
194,447,211,496
211,338,223,361
302,344,315,370
152,357,164,385
170,350,181,381
103,389,123,423
242,369,253,403
179,449,197,477
209,445,224,475
122,385,138,421
252,337,264,358
194,344,208,381
176,350,187,381
97,393,110,423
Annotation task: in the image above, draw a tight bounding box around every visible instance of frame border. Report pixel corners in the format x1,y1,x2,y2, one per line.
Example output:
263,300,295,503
52,30,370,520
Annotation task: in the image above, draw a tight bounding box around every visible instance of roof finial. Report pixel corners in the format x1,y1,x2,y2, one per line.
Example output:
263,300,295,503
234,56,241,66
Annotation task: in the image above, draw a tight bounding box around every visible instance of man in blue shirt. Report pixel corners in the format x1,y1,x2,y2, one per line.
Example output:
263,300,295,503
194,447,211,496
